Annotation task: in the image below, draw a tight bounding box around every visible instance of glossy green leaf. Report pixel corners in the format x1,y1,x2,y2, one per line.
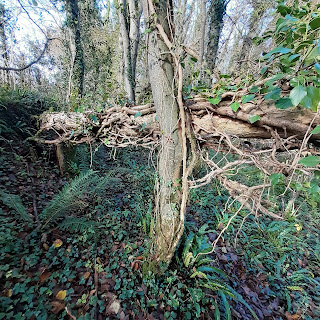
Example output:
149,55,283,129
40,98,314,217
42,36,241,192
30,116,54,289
241,94,255,104
219,292,231,320
264,46,291,59
260,66,268,75
249,86,260,93
269,173,284,185
289,86,307,106
249,115,260,124
230,102,240,112
288,54,300,62
300,86,320,112
197,266,227,278
208,96,221,105
298,156,320,167
310,17,320,30
315,63,320,74
265,88,281,100
134,111,142,118
305,46,320,65
311,125,320,135
275,98,293,109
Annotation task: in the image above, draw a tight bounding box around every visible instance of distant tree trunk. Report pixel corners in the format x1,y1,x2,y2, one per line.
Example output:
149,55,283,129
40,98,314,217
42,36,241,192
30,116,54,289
142,0,183,265
0,4,9,85
118,0,141,103
67,0,85,97
199,0,207,65
206,0,227,75
236,1,273,73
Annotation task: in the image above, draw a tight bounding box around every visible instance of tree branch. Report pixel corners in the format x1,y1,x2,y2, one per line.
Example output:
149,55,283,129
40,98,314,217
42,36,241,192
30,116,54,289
0,38,51,71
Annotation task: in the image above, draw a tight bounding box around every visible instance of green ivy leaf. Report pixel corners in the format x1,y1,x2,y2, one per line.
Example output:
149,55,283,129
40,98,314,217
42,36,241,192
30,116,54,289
241,94,255,104
230,102,240,112
310,17,320,30
269,173,284,185
208,97,221,105
289,86,307,107
298,156,320,167
275,98,293,109
249,86,260,93
264,46,291,59
260,66,268,75
300,86,320,112
311,125,320,135
305,46,320,65
288,54,300,62
134,111,142,118
265,88,281,100
249,115,260,124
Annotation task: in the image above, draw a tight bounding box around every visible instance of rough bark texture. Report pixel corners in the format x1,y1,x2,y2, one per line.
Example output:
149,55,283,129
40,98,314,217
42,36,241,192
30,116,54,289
118,0,140,103
206,0,227,75
199,0,207,65
67,0,85,97
0,4,9,84
142,0,183,264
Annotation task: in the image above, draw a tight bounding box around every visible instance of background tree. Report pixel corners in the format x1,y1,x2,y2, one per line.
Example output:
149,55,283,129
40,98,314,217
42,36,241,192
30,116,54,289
118,0,141,103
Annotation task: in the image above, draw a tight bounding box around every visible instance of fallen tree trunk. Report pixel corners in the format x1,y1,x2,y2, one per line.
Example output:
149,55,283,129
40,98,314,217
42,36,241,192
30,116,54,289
35,97,320,146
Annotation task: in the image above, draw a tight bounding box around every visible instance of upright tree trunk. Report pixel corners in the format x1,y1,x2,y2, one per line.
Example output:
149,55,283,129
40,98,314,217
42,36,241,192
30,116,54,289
67,0,85,97
206,0,227,75
199,0,207,65
0,4,9,85
142,0,183,264
118,0,141,103
235,1,270,73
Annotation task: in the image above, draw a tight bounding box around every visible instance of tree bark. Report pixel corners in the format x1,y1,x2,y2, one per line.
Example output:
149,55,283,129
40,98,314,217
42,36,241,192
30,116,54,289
118,0,141,103
206,0,227,75
67,0,85,97
199,0,207,65
142,0,184,265
0,4,10,84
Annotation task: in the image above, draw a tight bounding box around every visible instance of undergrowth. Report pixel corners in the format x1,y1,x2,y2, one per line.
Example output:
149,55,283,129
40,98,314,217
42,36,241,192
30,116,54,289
0,138,320,319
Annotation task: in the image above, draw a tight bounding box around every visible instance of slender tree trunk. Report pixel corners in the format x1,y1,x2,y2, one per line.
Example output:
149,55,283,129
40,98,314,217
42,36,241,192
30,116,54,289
119,0,140,103
206,0,227,75
142,0,183,264
67,0,85,97
128,0,140,88
199,0,207,65
0,4,9,85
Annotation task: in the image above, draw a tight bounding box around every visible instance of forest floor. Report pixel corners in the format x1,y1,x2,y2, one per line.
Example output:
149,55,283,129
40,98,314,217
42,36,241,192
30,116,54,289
0,92,320,319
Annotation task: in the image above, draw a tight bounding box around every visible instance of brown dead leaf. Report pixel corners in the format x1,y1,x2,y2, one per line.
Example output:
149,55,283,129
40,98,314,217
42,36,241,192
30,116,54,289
43,243,49,250
83,271,90,280
40,271,51,283
53,239,63,248
285,311,301,320
51,301,65,314
218,222,224,230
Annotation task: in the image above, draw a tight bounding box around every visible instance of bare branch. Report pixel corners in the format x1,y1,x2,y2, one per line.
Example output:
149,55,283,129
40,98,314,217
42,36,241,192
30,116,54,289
0,38,52,71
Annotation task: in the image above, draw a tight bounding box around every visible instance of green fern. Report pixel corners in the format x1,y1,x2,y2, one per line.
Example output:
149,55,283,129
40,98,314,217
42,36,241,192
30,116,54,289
41,170,107,228
0,190,32,223
59,217,100,239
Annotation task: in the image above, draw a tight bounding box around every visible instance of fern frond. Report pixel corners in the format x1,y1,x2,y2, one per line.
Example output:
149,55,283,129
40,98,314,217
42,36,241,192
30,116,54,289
41,170,108,228
59,217,100,239
0,190,32,223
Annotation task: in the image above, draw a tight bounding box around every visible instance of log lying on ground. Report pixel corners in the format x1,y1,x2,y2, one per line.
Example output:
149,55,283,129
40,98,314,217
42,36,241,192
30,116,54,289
35,96,320,147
